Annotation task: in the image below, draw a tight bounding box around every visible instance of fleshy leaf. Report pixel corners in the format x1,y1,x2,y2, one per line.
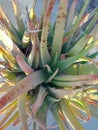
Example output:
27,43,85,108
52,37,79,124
40,0,55,65
17,93,28,130
0,100,16,115
0,45,16,68
11,0,25,34
52,79,98,88
0,70,47,110
49,87,91,99
0,28,24,57
16,54,33,74
60,99,84,130
65,0,78,32
85,9,98,34
0,7,22,44
70,98,91,120
0,103,17,127
31,86,47,115
64,0,90,38
54,74,98,82
51,0,68,60
51,105,65,130
0,111,19,130
68,35,94,56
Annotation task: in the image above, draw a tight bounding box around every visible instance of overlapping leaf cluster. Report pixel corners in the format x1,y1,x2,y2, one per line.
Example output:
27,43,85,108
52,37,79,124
0,0,98,130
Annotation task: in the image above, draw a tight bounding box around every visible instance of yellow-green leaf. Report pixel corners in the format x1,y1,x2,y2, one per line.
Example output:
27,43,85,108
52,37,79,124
60,99,84,130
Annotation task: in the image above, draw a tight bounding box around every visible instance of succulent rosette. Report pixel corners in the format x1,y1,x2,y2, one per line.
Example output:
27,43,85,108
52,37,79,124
0,0,98,130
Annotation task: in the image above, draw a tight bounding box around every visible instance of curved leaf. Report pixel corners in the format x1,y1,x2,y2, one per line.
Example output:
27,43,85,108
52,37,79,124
40,0,55,65
0,7,22,44
51,105,65,130
60,99,84,130
0,70,47,110
11,0,25,34
0,103,17,127
0,45,16,68
51,0,68,60
0,111,19,130
17,93,28,130
16,54,33,74
0,28,24,57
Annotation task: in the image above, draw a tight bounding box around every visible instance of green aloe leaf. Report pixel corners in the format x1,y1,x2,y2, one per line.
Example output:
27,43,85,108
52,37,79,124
40,0,55,65
16,54,33,74
31,86,47,115
60,99,84,130
0,28,24,57
82,92,98,101
51,0,68,60
68,35,94,56
70,104,87,121
0,45,16,68
64,0,90,38
52,78,98,88
57,54,83,72
70,98,91,120
54,74,98,82
90,102,98,118
17,93,28,130
0,100,17,115
11,0,25,34
29,7,37,26
85,9,98,34
46,68,58,83
0,111,19,130
51,105,65,130
28,33,40,67
62,64,98,75
0,7,22,44
41,0,48,17
49,88,85,99
90,24,98,40
50,52,58,68
0,70,47,110
0,0,98,130
74,0,90,26
79,8,98,27
0,103,17,127
57,39,96,72
87,51,98,59
65,0,78,32
32,49,40,69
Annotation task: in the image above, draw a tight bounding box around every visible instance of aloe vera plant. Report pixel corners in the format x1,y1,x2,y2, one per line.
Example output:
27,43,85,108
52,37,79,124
0,0,98,130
